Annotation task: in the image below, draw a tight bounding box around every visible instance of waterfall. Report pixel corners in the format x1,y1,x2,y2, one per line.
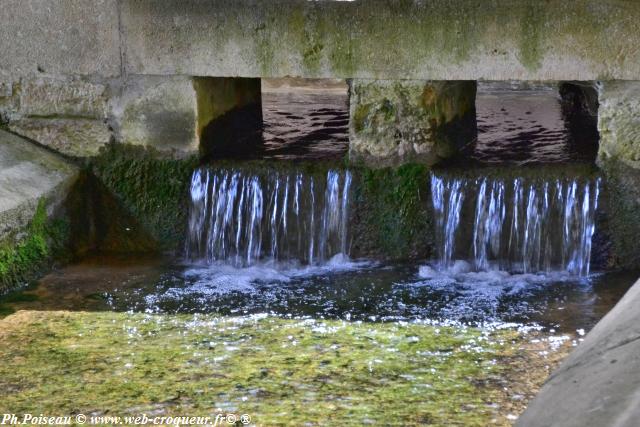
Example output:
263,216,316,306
430,172,600,276
186,166,353,267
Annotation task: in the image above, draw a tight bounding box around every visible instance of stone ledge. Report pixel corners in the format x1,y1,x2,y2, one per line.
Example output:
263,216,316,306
19,77,108,118
8,118,112,158
0,129,79,242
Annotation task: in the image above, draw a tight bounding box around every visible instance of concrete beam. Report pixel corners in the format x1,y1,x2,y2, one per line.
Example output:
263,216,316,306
121,0,640,80
0,0,121,78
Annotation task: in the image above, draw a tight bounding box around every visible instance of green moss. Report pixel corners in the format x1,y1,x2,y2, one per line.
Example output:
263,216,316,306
90,144,198,252
599,159,640,269
0,311,529,425
351,163,432,260
518,3,545,71
0,200,69,293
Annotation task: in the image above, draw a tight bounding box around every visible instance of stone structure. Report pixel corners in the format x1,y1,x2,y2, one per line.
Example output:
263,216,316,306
349,80,476,166
0,130,79,290
1,0,640,159
121,0,640,81
597,81,640,270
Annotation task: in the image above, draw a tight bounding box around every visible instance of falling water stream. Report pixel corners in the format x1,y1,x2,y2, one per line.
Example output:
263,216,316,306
186,166,352,267
431,171,600,276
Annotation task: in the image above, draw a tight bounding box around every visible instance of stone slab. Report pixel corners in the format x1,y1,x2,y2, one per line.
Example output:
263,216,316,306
8,118,112,158
0,0,121,78
517,278,640,427
0,129,79,241
19,77,108,118
121,0,640,80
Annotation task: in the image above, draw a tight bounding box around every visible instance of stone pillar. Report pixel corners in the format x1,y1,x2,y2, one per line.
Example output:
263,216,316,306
597,81,640,269
348,80,477,167
114,76,200,156
114,76,262,158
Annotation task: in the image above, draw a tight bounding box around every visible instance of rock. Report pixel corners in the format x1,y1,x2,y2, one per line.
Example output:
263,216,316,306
349,80,477,167
8,118,112,158
597,81,640,269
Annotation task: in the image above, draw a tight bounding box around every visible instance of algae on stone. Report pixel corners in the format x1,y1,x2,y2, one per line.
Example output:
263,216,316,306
597,81,640,269
0,310,537,426
90,144,198,252
0,199,69,292
349,80,476,167
351,163,433,260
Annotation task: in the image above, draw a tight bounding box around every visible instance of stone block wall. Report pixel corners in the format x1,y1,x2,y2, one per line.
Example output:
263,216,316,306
3,77,112,158
0,75,263,160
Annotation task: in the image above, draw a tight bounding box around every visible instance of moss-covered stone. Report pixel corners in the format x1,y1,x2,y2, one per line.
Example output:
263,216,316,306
599,159,640,270
596,81,640,269
349,80,477,167
0,310,552,425
90,144,198,252
121,0,640,80
351,163,433,260
598,81,640,169
0,199,69,293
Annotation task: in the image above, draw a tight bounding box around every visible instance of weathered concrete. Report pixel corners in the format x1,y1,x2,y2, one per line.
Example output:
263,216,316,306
0,129,79,241
19,77,109,118
121,0,640,81
349,80,476,166
517,277,640,427
2,1,640,81
598,82,640,169
597,82,640,269
0,0,120,78
112,76,199,154
1,76,112,157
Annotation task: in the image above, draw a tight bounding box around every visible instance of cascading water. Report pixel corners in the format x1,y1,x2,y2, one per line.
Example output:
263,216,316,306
186,166,353,267
430,172,600,276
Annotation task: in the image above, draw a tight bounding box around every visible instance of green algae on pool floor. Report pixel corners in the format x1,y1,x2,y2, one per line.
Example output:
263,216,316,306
0,311,557,426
